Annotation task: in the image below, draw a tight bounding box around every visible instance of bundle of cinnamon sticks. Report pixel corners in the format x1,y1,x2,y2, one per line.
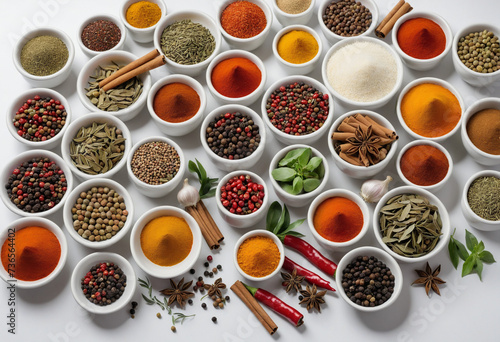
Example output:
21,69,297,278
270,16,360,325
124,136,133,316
185,200,224,249
375,0,413,38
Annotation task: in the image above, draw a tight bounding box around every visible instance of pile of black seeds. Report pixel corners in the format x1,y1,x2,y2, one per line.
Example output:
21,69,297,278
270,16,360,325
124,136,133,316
322,0,372,37
81,262,126,306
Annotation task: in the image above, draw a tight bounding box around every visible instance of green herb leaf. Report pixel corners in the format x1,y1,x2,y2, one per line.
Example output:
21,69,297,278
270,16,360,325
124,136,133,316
284,218,306,233
282,183,295,194
200,188,216,199
188,160,198,175
474,241,485,254
285,231,306,238
278,148,307,167
291,176,303,195
465,229,479,251
265,201,306,239
296,148,311,168
475,259,484,281
462,254,476,277
283,204,291,231
188,159,218,198
303,171,318,179
303,156,323,172
267,201,282,232
317,162,325,178
276,203,288,232
196,159,207,181
455,239,469,261
479,251,496,263
303,178,322,192
448,238,459,269
271,167,296,182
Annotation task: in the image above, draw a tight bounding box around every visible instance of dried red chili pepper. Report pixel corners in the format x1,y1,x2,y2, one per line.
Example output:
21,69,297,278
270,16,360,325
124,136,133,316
283,257,335,292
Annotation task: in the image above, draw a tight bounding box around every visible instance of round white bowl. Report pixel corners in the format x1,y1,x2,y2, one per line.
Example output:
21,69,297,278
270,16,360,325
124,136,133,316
452,23,500,87
0,149,73,218
461,97,500,166
373,186,451,263
269,144,329,207
217,0,273,51
461,170,500,231
206,49,267,106
130,206,202,279
396,77,464,141
233,230,285,281
78,14,126,56
392,11,452,71
120,0,166,43
60,112,132,181
261,75,334,145
154,10,221,77
328,109,399,179
76,50,151,122
71,252,136,314
215,170,269,228
6,88,72,150
12,27,75,88
0,217,67,289
272,25,323,75
336,246,403,312
62,178,134,249
126,136,185,198
396,140,453,192
147,74,206,136
200,105,266,172
272,0,316,26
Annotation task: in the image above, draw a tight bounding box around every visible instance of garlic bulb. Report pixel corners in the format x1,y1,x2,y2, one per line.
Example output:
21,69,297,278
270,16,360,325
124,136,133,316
177,178,200,207
360,176,393,203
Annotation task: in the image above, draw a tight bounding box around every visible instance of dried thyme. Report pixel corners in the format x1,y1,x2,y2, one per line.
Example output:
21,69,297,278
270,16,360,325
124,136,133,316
20,35,68,76
467,176,500,221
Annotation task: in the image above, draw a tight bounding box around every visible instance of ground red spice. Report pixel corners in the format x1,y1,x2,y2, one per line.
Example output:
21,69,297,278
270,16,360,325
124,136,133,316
220,1,267,39
397,18,446,59
400,144,449,186
313,197,363,242
211,57,261,98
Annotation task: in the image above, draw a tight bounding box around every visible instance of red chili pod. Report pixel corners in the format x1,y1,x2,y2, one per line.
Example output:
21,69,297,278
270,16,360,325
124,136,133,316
283,235,337,277
283,257,335,292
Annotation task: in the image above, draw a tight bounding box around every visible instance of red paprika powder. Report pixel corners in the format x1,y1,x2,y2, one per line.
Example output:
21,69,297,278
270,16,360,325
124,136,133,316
211,57,262,98
221,1,267,39
153,83,200,123
400,144,449,186
397,18,446,59
313,197,363,242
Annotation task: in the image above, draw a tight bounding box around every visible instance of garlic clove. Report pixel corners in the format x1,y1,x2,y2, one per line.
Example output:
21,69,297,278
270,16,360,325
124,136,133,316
360,176,393,203
177,178,200,207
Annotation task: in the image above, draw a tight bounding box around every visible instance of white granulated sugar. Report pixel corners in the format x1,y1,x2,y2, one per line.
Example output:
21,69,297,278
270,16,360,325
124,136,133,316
326,41,398,102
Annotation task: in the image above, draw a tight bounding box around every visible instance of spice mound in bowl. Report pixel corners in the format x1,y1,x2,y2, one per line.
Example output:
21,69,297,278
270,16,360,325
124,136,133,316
79,16,125,55
211,57,261,98
125,1,162,29
466,107,500,156
20,35,69,77
276,29,319,65
221,0,267,39
397,18,446,60
321,0,374,38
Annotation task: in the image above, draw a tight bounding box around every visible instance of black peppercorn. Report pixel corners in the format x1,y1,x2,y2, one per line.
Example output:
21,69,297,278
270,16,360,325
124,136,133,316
212,316,217,323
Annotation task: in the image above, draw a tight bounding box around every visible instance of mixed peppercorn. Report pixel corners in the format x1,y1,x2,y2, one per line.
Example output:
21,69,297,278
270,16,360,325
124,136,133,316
81,262,127,306
220,174,265,215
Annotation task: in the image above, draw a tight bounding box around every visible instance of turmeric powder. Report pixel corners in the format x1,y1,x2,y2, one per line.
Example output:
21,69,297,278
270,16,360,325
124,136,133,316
126,1,162,29
237,236,280,277
277,30,319,64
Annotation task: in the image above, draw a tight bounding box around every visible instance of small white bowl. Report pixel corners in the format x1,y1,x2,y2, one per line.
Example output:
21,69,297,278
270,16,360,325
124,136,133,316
126,136,185,198
396,140,453,192
0,149,73,218
335,246,403,312
200,105,266,172
215,170,269,228
373,186,451,263
233,230,285,281
78,14,126,56
269,144,329,208
60,113,132,181
272,25,323,75
6,88,72,150
218,0,273,51
12,27,75,88
71,252,136,314
317,0,379,43
130,206,202,279
0,217,67,289
147,74,206,136
461,97,500,166
396,77,464,141
76,50,152,122
62,178,134,249
392,11,452,71
154,10,222,77
321,36,403,110
120,0,166,43
452,23,500,87
261,75,334,145
461,170,500,231
272,0,316,26
327,109,399,179
307,189,370,251
206,49,267,106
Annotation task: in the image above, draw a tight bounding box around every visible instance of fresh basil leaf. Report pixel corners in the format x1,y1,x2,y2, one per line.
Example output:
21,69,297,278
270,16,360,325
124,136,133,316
465,229,479,251
303,178,322,192
279,148,307,167
475,259,484,281
285,231,305,238
282,218,305,235
462,254,476,277
283,204,290,231
475,241,485,253
291,176,303,195
282,183,295,194
200,189,216,199
196,159,207,180
276,202,288,232
479,251,496,264
303,171,318,179
267,201,282,232
297,148,312,168
317,161,325,178
188,160,199,175
448,239,459,269
304,156,323,172
455,239,469,261
272,167,297,182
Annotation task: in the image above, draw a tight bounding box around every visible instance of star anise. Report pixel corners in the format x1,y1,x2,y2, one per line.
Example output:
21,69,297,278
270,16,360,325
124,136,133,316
281,269,304,293
412,263,446,296
160,277,194,307
346,125,382,167
203,278,226,298
299,284,327,312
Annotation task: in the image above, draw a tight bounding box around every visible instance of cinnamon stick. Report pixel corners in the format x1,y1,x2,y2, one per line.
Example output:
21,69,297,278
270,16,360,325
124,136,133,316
331,132,356,141
338,121,357,133
375,0,405,37
339,152,364,166
186,206,219,249
376,1,413,38
362,115,398,140
339,143,356,153
198,200,224,243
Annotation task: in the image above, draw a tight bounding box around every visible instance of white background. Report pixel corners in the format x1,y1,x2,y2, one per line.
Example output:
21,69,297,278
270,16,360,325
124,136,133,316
1,0,500,341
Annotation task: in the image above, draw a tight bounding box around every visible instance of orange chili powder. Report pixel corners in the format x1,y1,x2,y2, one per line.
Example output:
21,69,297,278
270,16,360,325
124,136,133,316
313,197,363,242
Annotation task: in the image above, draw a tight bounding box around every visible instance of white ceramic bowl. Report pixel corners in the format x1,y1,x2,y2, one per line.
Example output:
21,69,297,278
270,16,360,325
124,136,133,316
130,206,202,279
120,0,166,43
317,0,379,43
71,252,136,314
335,246,403,312
206,49,267,106
272,25,323,75
461,170,500,231
154,10,221,77
78,14,126,56
322,36,403,110
215,170,269,228
0,217,67,289
0,149,73,218
217,0,273,51
76,50,152,122
6,88,72,150
200,105,266,172
261,75,334,145
452,23,500,87
461,97,500,166
269,144,329,207
327,109,399,179
392,11,452,71
396,77,464,142
396,140,453,192
12,27,75,88
60,112,132,181
126,136,185,198
272,0,316,26
62,178,134,249
147,74,206,136
373,186,451,263
233,230,285,281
